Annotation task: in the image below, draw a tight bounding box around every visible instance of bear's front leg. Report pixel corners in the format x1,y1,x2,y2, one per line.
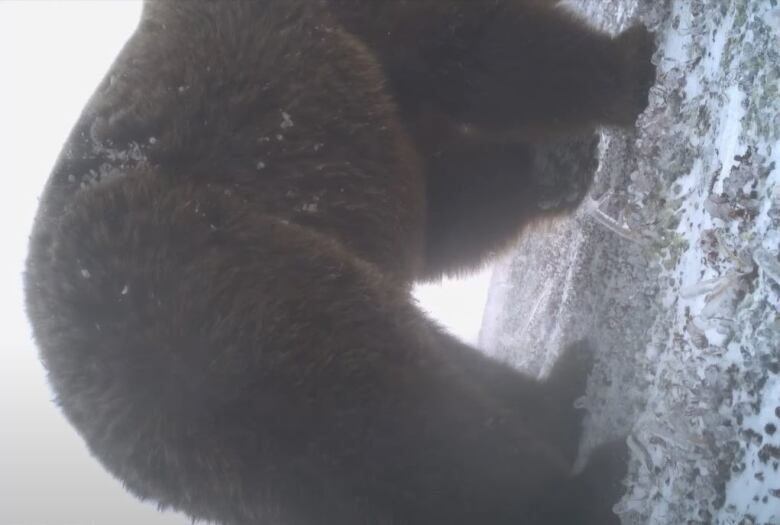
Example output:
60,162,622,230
451,6,657,135
329,0,656,137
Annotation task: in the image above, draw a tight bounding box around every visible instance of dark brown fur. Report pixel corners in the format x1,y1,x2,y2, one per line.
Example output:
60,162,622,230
24,1,655,524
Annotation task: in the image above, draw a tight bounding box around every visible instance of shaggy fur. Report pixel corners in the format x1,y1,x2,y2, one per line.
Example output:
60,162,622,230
25,1,655,524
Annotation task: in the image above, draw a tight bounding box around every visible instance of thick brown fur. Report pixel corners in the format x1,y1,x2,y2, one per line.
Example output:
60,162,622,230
24,1,655,524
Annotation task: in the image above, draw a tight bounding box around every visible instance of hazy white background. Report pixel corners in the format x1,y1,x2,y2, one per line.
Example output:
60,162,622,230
0,2,491,524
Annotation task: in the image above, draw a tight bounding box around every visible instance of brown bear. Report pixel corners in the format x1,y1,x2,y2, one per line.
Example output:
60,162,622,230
24,1,655,524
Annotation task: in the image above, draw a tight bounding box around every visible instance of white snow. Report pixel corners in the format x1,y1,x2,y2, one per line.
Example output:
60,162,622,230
721,376,780,524
714,86,747,191
280,110,294,129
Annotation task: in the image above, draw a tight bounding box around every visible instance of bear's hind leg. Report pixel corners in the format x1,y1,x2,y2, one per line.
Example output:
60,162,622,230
30,175,581,525
445,336,596,466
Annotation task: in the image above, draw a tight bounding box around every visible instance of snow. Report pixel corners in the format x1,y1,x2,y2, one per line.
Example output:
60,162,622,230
280,110,294,129
480,0,780,523
722,375,780,523
715,86,747,190
754,248,780,286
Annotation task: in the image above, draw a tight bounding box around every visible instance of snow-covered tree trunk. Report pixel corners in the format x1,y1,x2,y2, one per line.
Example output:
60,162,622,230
479,1,780,523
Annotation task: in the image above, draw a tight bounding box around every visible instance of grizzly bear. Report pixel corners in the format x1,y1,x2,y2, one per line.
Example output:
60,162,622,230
24,1,655,524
